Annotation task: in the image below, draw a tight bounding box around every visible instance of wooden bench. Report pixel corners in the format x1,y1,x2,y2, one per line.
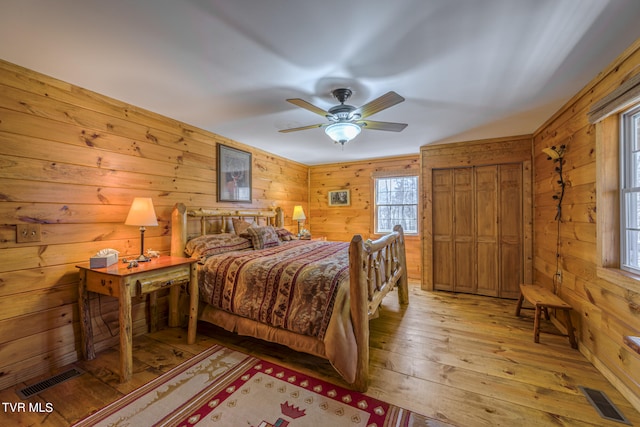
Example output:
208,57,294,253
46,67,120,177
515,284,577,349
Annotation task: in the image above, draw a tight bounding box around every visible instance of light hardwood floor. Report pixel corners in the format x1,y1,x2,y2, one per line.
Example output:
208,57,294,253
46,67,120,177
2,283,639,426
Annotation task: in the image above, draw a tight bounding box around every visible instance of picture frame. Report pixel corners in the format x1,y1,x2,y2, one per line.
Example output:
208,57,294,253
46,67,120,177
217,143,252,203
328,189,350,206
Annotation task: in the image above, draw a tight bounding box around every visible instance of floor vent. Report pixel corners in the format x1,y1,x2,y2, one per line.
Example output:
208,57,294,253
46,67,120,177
579,386,631,425
16,368,84,399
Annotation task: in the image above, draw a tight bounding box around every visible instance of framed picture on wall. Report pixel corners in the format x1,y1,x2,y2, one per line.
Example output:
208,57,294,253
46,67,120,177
217,143,252,203
328,189,350,206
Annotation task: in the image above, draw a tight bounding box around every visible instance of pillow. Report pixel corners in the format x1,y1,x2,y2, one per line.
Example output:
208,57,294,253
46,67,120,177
184,233,252,259
275,227,295,241
241,226,281,250
232,218,255,235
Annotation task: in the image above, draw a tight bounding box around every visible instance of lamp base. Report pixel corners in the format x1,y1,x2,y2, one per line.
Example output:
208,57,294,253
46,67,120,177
135,227,151,262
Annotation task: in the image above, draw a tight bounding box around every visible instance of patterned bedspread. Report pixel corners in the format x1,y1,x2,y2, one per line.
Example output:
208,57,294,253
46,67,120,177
198,240,349,339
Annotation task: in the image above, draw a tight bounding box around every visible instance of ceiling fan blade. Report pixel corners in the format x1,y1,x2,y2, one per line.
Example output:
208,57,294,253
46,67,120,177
353,91,405,119
286,98,330,117
359,120,408,132
279,123,325,133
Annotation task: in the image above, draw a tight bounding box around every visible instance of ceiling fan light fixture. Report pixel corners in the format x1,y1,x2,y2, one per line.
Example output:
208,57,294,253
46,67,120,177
325,122,361,145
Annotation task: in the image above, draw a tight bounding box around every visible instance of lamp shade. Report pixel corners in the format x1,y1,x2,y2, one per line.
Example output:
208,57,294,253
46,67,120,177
324,122,361,145
125,198,158,226
542,147,560,160
292,205,306,221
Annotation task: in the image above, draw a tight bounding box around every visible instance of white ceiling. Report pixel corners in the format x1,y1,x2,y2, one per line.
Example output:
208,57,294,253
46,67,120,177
2,0,640,165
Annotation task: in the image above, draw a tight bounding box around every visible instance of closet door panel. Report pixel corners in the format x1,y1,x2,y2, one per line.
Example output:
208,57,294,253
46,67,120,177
476,166,499,296
433,241,453,291
454,242,475,293
453,168,475,293
432,170,454,291
499,164,523,298
500,243,521,298
477,244,498,296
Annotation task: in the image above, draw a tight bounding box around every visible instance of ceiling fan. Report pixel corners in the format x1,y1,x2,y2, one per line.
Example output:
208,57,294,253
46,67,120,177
279,88,408,145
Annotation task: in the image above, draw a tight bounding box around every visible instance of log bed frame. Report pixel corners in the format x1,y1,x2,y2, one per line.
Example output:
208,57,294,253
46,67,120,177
170,203,409,391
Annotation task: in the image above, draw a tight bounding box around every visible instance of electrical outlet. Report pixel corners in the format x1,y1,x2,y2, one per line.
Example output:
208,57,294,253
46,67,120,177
555,270,562,284
16,224,42,243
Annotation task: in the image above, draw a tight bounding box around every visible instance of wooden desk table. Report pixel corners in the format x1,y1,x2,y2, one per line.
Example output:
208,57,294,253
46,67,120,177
77,256,198,382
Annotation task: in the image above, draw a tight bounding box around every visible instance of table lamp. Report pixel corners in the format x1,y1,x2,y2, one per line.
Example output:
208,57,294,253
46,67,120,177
292,205,306,236
125,197,158,262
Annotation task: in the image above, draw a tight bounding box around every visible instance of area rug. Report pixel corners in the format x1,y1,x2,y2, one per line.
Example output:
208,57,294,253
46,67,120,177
73,344,436,427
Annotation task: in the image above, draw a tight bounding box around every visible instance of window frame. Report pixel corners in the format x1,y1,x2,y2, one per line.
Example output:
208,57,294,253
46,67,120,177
372,173,419,236
620,104,640,274
595,109,640,291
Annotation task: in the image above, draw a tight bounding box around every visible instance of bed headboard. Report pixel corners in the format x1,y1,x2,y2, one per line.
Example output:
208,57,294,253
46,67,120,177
171,203,284,257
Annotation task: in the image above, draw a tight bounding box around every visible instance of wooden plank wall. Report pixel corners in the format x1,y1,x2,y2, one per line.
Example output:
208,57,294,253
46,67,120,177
308,155,421,279
532,39,640,407
0,59,308,390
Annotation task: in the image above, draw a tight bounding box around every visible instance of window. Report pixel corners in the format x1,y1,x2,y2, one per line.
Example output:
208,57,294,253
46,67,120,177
592,74,640,288
621,104,640,274
374,176,418,234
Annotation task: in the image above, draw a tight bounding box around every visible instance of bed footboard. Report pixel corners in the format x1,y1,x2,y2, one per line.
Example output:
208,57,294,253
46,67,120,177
349,225,409,391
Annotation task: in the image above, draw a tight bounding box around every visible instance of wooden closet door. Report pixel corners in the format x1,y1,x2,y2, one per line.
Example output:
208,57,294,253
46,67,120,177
498,163,523,298
476,166,499,296
432,169,454,291
431,164,524,298
421,138,532,295
453,168,475,293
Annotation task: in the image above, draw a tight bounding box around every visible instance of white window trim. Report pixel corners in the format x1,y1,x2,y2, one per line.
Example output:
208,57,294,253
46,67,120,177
620,104,640,275
371,172,419,236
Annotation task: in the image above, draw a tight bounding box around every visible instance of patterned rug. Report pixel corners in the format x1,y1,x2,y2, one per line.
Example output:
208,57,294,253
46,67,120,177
73,344,438,427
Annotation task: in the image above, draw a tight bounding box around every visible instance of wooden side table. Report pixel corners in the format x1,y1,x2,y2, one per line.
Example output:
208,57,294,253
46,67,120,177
77,256,198,382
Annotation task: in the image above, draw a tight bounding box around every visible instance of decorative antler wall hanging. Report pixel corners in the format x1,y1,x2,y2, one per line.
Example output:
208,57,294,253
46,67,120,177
542,145,566,220
543,144,566,293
